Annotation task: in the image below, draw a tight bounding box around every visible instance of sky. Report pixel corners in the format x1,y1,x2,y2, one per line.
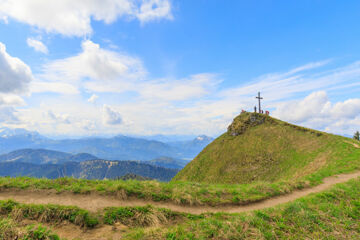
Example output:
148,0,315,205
1,0,360,138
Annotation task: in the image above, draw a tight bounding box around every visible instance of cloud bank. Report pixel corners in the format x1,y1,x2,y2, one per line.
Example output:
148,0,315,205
0,0,173,36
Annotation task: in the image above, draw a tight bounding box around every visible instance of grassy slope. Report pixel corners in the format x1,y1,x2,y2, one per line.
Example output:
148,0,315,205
126,177,360,240
2,176,358,239
173,112,360,184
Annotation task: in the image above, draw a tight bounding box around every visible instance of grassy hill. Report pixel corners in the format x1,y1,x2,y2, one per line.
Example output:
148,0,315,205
173,112,360,184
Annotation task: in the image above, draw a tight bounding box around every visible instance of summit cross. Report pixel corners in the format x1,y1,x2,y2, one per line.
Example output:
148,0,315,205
256,92,263,113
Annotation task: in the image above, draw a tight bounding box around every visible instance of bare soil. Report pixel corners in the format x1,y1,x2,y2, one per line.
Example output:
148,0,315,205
344,140,360,148
0,171,359,215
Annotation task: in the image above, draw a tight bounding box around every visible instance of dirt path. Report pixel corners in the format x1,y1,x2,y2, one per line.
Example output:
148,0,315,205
344,140,360,148
0,171,359,214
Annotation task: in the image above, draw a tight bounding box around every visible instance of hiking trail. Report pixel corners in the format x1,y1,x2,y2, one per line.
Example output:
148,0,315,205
0,171,359,214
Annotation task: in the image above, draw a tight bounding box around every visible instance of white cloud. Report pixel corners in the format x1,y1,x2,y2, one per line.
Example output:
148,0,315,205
0,94,25,106
43,40,146,85
103,104,122,125
330,99,360,119
27,38,48,54
0,0,172,36
273,91,330,123
137,0,173,23
0,42,33,94
30,81,79,95
42,40,221,102
272,91,360,135
88,94,99,103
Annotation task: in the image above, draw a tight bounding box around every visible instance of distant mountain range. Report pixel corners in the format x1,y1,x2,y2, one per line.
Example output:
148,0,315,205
0,149,97,164
0,148,184,181
0,128,213,161
0,159,178,182
0,148,188,168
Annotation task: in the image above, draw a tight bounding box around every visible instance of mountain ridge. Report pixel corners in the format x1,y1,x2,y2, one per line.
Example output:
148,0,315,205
0,159,178,182
0,128,213,161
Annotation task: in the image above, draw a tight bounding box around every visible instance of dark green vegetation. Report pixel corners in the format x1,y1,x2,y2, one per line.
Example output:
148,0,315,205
0,160,178,182
354,131,360,141
174,112,360,184
0,149,97,164
125,177,360,239
116,173,153,181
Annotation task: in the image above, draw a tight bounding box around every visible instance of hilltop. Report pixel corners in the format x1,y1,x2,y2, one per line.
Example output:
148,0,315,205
173,112,360,184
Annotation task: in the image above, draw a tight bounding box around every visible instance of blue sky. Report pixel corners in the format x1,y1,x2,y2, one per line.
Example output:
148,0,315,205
0,0,360,138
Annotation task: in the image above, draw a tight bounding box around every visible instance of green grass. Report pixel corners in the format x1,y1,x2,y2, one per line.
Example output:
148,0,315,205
0,200,99,228
0,217,61,240
174,112,360,184
0,177,359,239
104,205,184,227
124,176,360,239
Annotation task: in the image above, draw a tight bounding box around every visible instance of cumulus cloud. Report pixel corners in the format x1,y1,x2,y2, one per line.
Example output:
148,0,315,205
0,94,25,106
88,94,99,103
43,40,146,85
0,0,172,36
41,40,221,102
27,38,48,54
272,91,360,134
103,104,122,125
273,91,330,123
0,42,33,94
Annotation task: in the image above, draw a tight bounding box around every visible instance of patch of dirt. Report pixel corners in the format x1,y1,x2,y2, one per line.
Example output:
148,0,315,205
20,219,124,240
0,171,359,214
344,140,360,148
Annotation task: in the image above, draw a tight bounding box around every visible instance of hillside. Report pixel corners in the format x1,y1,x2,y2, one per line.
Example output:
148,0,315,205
0,149,97,164
173,112,360,184
0,174,359,239
0,160,178,181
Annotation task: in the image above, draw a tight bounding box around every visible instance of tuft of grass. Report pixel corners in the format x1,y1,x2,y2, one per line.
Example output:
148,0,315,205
0,218,19,240
0,200,99,228
23,224,60,240
0,218,62,240
104,205,171,227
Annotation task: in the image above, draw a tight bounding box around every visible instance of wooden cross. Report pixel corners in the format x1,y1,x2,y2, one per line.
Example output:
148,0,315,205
256,92,263,113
